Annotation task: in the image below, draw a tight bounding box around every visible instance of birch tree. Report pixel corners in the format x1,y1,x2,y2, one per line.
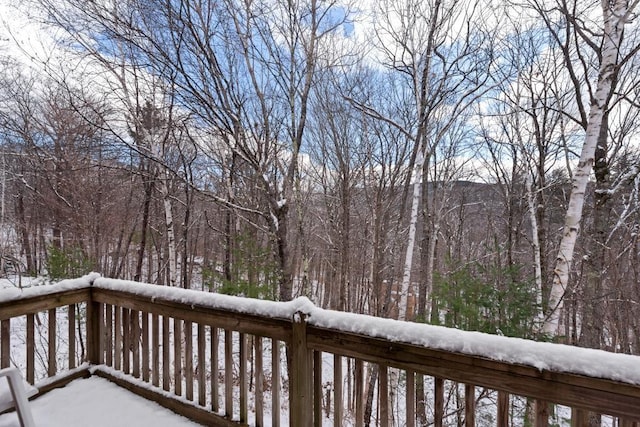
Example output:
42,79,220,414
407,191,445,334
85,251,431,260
537,0,640,336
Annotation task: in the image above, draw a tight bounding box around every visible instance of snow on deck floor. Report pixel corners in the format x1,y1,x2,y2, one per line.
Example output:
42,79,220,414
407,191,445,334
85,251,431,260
0,376,202,427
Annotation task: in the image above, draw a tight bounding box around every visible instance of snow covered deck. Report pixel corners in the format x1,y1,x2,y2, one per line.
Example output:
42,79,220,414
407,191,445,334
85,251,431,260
0,376,202,427
2,274,640,426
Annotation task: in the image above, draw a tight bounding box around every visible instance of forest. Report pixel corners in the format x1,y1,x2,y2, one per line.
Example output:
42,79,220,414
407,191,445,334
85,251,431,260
0,0,639,354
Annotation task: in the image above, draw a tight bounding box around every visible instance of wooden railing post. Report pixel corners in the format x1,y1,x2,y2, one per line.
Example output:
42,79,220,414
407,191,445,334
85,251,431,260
290,311,312,426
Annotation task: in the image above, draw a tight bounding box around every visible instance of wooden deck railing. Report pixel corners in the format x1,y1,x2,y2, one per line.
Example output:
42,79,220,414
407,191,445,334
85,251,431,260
1,275,640,426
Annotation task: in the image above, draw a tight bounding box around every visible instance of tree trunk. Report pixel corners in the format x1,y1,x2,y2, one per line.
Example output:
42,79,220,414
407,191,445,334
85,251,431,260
544,0,629,335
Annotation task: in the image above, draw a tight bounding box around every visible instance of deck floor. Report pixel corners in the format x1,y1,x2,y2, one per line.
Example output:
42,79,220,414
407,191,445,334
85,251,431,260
0,376,202,427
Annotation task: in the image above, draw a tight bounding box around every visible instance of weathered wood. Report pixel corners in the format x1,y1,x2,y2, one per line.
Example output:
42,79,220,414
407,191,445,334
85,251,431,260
211,326,219,412
239,332,247,423
197,323,206,407
142,311,149,382
406,370,415,427
379,364,389,427
48,308,57,376
535,399,549,427
152,313,159,387
114,306,122,371
105,304,113,367
94,369,246,427
26,314,34,384
92,288,291,342
1,319,9,369
162,316,170,391
497,391,509,427
122,308,130,374
68,305,76,369
225,329,233,418
255,337,264,427
0,289,90,320
355,359,364,427
434,377,444,427
465,384,475,427
272,339,280,427
334,354,342,427
291,312,312,427
174,318,182,397
306,325,640,419
572,408,588,427
131,309,140,378
185,320,193,401
86,300,102,366
313,350,322,427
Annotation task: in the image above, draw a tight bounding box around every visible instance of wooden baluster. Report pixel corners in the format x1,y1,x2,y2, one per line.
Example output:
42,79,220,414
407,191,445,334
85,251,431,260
122,308,130,374
68,304,76,369
255,337,264,427
572,408,587,427
225,329,233,418
105,305,113,367
197,324,206,406
26,314,34,383
132,310,140,378
174,318,182,396
379,365,389,427
141,311,149,382
162,316,170,391
535,400,549,427
465,384,476,427
1,319,10,369
313,350,322,427
497,391,509,427
406,370,416,427
114,307,122,371
211,326,219,412
152,313,159,386
334,354,342,427
272,339,280,427
48,308,56,376
239,332,247,423
185,321,193,401
291,312,312,427
434,377,444,427
355,359,364,427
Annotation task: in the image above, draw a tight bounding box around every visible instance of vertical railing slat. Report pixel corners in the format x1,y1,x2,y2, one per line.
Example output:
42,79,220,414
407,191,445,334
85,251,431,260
497,391,509,427
313,350,322,427
197,323,206,407
185,320,193,401
122,308,130,374
355,359,364,427
26,314,34,383
255,336,264,427
211,326,219,412
379,365,389,427
162,316,170,391
141,311,149,382
434,377,444,427
132,310,140,378
465,384,476,427
114,307,122,371
68,305,76,369
334,354,342,427
174,318,182,397
48,308,56,376
291,312,312,427
225,329,233,418
535,399,549,427
1,319,10,369
239,332,247,423
272,338,280,427
105,304,113,367
406,370,415,427
152,313,159,387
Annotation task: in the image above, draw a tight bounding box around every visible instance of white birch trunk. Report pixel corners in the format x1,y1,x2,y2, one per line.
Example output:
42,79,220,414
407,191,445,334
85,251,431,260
544,0,633,335
160,169,178,287
398,149,425,321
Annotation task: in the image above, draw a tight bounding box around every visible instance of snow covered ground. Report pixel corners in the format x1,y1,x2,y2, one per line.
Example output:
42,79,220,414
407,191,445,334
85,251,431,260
0,376,202,427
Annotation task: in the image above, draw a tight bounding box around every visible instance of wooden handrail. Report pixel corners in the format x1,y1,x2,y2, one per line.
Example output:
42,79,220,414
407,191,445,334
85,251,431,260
1,277,640,426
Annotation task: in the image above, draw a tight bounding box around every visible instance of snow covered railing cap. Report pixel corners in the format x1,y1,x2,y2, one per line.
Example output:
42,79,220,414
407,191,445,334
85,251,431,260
0,272,99,304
